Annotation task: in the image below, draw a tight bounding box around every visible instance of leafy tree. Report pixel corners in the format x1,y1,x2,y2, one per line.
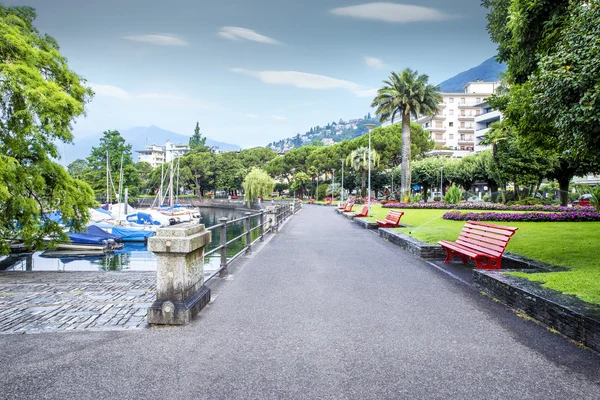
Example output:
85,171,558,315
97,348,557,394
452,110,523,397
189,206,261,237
290,171,310,198
242,168,274,206
411,157,444,202
68,159,89,180
0,5,95,254
214,152,244,195
238,147,277,170
180,151,215,197
86,130,141,202
309,139,324,146
371,68,441,199
189,122,207,151
135,161,154,194
346,147,380,198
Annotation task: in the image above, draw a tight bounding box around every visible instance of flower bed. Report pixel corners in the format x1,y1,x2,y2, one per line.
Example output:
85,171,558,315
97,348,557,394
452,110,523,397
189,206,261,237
382,202,596,212
442,210,600,222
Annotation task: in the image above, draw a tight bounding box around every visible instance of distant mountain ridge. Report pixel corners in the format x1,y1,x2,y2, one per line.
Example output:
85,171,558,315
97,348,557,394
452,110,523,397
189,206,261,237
437,57,506,92
64,125,241,164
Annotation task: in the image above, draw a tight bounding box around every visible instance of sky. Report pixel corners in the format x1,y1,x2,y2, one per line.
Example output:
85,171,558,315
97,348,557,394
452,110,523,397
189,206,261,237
6,0,498,148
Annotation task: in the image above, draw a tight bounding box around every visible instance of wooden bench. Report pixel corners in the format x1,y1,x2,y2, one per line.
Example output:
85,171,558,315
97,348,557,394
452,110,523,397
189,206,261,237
376,210,404,228
343,203,354,213
354,205,369,217
308,199,315,204
338,201,349,210
438,221,518,270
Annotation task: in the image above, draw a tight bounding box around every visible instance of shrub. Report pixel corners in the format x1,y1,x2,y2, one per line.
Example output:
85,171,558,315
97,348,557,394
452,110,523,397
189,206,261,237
443,184,462,204
433,196,441,202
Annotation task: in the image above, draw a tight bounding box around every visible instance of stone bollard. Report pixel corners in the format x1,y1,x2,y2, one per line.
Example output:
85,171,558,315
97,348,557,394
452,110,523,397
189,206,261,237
147,223,212,326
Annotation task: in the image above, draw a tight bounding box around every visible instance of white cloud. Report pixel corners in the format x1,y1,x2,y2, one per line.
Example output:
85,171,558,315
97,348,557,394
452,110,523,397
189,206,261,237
218,27,280,44
353,88,379,98
89,83,214,109
331,3,455,23
364,56,386,69
89,83,129,99
270,115,287,121
123,34,189,46
230,68,361,90
246,113,259,118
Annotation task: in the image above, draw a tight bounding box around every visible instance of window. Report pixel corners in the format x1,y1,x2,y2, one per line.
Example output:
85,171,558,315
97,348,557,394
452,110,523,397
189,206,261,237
460,134,465,141
460,98,465,104
435,134,443,140
449,134,454,139
449,122,454,127
449,109,454,115
476,97,481,103
449,98,454,103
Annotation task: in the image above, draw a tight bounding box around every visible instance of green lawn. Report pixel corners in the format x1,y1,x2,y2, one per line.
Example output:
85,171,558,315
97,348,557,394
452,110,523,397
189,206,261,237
362,205,600,305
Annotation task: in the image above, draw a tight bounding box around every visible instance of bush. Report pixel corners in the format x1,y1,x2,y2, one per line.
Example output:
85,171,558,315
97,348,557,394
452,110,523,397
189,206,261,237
411,193,422,203
443,183,462,204
507,198,556,206
433,196,441,202
442,210,600,222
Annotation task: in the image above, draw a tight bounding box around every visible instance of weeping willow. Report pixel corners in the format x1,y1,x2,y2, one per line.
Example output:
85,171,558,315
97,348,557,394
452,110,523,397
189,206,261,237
242,168,275,206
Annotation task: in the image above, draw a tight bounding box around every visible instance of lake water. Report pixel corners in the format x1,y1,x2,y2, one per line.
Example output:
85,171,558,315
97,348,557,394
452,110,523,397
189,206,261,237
2,207,255,273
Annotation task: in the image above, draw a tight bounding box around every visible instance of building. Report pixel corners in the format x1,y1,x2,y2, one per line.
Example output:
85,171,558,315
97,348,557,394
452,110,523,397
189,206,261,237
416,81,500,157
137,145,166,168
165,140,190,162
322,138,335,146
474,100,502,152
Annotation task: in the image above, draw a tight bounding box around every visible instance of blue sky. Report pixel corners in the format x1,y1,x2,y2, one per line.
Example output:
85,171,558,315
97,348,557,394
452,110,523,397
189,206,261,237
7,0,497,148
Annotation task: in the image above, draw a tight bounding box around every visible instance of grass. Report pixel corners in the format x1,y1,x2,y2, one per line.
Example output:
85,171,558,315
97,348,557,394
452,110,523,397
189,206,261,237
362,205,600,305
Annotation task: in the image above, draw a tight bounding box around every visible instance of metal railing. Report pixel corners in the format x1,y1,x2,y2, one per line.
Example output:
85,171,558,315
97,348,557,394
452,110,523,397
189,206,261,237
202,200,302,283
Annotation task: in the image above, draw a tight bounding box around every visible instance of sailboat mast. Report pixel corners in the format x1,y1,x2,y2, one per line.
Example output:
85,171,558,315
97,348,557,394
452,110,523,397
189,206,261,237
160,162,164,206
169,155,174,209
106,151,110,204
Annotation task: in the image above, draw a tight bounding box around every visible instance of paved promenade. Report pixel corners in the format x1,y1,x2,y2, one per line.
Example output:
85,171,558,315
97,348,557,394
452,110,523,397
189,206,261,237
1,206,599,399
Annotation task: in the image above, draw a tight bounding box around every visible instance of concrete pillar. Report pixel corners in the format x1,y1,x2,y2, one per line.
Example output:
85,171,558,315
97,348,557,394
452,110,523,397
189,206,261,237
147,223,212,326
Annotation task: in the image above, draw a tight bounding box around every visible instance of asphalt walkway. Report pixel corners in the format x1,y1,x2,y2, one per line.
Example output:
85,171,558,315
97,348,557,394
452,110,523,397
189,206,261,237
1,205,599,399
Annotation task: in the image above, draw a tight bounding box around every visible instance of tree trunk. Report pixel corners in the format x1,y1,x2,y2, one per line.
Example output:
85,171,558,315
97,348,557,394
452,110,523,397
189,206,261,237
489,182,499,203
361,170,366,198
400,112,411,201
558,175,571,206
423,184,429,203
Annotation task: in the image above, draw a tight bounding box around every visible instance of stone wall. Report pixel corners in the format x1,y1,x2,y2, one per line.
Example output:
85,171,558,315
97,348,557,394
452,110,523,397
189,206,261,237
378,229,446,259
474,270,600,354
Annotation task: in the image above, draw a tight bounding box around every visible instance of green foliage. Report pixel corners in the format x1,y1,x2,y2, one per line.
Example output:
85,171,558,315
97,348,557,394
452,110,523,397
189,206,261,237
584,186,600,212
85,130,141,201
0,5,95,254
189,122,207,150
371,68,441,198
67,159,88,180
443,183,463,204
346,147,380,198
242,168,274,206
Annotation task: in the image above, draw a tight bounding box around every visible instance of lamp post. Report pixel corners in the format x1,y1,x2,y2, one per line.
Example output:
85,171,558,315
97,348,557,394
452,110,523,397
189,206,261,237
332,169,335,204
316,174,319,202
364,124,377,216
440,165,444,198
340,158,345,204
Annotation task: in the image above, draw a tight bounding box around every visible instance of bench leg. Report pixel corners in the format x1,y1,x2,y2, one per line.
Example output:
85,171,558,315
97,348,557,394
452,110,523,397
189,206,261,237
443,249,468,264
475,256,501,270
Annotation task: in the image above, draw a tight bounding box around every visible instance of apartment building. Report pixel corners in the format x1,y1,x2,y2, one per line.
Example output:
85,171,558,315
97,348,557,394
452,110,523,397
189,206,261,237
417,81,500,157
137,145,166,168
474,101,502,152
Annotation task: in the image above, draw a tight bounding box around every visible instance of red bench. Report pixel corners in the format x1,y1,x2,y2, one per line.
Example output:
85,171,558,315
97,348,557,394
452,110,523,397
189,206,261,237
338,201,349,210
308,199,315,204
343,203,354,213
376,210,404,228
354,205,369,218
438,221,518,270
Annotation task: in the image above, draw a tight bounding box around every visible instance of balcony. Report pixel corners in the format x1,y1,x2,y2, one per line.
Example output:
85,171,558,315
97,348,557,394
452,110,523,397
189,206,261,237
458,115,474,121
458,140,474,145
435,140,447,146
458,128,475,133
425,126,446,132
433,115,446,120
475,109,501,124
458,104,479,109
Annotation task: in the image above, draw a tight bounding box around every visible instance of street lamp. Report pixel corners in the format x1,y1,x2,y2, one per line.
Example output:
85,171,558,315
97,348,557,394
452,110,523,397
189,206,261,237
440,165,444,198
364,124,377,216
340,158,345,204
316,173,319,202
332,169,335,204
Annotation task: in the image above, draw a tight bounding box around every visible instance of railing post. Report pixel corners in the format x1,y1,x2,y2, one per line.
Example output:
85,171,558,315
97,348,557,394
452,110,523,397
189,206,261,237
245,212,252,254
260,210,265,242
219,217,228,277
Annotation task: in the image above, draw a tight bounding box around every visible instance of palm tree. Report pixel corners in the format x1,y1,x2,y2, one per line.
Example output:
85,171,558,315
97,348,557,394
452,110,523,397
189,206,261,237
346,147,380,198
371,68,441,200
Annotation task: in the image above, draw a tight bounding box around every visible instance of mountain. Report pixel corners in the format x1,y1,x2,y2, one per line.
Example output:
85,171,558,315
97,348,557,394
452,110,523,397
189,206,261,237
63,125,241,164
437,57,506,93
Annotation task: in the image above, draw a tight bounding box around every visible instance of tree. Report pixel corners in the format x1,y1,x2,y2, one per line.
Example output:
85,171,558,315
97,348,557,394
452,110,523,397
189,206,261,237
290,172,310,198
371,68,441,199
181,151,215,197
135,161,154,194
86,130,141,202
189,122,207,151
242,168,274,206
346,147,380,198
214,152,244,196
68,159,89,180
0,5,95,254
238,147,277,170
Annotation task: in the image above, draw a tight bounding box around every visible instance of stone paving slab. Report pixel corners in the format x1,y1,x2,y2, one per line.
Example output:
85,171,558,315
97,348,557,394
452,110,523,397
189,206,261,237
0,271,156,334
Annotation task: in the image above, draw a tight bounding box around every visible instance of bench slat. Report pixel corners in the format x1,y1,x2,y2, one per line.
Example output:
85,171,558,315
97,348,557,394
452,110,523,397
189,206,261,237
459,231,509,248
462,226,513,242
439,241,479,258
467,220,518,232
455,239,502,257
464,223,517,237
